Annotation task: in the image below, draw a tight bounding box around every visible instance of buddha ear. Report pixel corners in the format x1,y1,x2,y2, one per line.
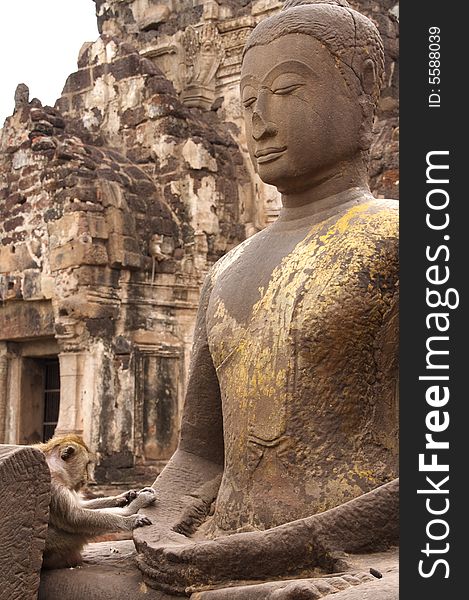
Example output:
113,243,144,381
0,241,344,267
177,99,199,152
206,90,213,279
361,58,377,96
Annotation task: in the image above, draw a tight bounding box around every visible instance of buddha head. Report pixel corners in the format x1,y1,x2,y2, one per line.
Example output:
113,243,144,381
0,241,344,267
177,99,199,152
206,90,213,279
240,0,384,194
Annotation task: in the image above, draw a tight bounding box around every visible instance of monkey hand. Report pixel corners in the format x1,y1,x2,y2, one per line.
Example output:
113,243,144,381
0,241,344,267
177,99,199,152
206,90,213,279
133,487,157,508
126,514,153,529
115,489,138,507
137,486,156,496
123,487,157,514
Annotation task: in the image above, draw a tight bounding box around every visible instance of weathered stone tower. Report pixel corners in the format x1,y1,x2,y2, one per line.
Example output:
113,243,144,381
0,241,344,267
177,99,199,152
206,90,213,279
0,0,398,486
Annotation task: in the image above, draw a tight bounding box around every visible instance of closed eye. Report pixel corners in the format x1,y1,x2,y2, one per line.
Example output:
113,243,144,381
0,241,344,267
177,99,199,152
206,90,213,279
243,97,256,108
272,84,304,95
241,83,258,109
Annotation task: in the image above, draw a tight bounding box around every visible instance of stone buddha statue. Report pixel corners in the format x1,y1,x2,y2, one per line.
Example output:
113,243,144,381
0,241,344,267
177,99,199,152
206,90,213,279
133,0,399,597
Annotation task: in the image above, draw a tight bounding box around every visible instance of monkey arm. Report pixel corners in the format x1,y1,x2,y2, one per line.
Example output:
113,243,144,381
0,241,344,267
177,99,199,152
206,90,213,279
81,497,122,509
81,489,138,509
49,486,149,535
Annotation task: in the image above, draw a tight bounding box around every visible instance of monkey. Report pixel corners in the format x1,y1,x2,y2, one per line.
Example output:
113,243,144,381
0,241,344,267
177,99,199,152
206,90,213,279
35,434,156,569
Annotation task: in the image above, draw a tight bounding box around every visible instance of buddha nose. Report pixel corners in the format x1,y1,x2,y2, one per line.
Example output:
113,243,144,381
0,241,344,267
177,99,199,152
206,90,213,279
251,93,277,140
252,112,278,140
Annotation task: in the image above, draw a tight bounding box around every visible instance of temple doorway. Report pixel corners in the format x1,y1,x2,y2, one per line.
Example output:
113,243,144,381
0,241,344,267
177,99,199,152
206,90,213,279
18,355,60,444
42,358,60,442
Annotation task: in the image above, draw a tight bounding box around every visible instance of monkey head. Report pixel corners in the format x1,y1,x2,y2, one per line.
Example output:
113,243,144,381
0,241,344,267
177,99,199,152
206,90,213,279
38,434,94,491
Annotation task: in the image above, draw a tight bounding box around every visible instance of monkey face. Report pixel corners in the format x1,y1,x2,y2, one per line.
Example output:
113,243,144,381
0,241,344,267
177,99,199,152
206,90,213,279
58,442,92,490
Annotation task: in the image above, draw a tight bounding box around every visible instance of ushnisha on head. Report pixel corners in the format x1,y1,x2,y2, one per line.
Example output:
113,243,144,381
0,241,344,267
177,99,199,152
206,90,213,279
241,0,385,196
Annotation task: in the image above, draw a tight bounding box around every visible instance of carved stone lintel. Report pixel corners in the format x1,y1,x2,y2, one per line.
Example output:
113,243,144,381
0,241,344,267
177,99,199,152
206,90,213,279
180,85,216,111
181,23,224,110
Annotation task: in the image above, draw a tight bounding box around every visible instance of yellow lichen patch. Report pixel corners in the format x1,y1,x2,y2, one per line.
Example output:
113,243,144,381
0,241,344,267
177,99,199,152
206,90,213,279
213,203,396,443
350,465,380,485
319,201,372,245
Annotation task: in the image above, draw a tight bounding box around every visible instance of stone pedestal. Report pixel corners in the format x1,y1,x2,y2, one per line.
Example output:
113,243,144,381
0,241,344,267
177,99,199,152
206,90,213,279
38,541,166,600
0,445,50,600
38,541,398,600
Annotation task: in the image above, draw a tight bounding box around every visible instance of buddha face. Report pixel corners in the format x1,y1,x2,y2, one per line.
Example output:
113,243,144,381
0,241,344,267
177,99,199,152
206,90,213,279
241,34,363,194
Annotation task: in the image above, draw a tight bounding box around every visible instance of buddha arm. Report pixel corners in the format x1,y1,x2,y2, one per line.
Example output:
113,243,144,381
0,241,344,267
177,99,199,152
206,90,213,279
136,479,398,595
134,275,224,543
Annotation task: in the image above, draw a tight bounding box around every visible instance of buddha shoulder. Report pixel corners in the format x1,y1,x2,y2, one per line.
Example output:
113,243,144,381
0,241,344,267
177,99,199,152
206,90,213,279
208,228,266,284
340,198,398,247
361,198,399,236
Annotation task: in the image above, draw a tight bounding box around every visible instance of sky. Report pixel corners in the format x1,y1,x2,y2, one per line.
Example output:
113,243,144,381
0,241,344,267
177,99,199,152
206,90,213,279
0,0,99,126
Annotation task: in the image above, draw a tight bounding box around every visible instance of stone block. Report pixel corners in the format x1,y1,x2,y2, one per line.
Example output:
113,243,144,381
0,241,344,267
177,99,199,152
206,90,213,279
54,96,70,113
122,251,142,269
146,95,175,119
182,139,218,172
0,246,18,273
107,232,125,266
71,93,85,112
85,316,116,337
48,212,107,244
0,244,37,273
0,275,22,300
40,275,55,299
47,213,82,247
50,240,108,271
0,300,55,340
105,206,126,234
22,270,44,300
63,201,103,214
106,207,135,235
61,185,99,204
146,75,176,96
0,445,50,600
63,68,92,94
77,41,93,68
4,193,23,213
3,215,24,232
30,120,54,136
43,207,63,222
18,173,41,191
121,106,146,127
81,300,120,321
129,178,155,197
107,233,141,269
140,57,159,75
87,214,109,239
96,168,126,186
98,180,126,208
74,266,120,287
109,54,142,81
123,236,139,254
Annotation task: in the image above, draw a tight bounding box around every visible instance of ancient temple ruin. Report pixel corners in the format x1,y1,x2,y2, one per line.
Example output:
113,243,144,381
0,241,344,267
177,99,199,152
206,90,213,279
0,0,398,486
